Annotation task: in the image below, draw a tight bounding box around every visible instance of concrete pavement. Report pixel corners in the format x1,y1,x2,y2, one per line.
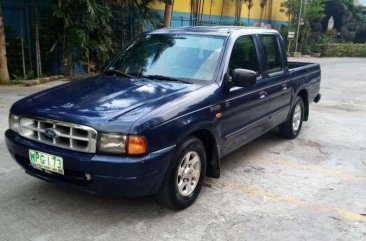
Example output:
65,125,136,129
0,58,365,241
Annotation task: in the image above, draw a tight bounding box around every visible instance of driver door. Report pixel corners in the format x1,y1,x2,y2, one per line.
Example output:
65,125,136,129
220,35,271,155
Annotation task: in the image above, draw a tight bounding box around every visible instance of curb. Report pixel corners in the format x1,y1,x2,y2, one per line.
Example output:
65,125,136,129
24,75,65,86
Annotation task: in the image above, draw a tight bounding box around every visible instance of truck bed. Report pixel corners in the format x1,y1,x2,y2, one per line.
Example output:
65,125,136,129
288,61,319,71
288,61,321,103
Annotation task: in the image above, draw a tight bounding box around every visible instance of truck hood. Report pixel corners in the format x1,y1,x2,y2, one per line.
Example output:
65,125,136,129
11,76,202,132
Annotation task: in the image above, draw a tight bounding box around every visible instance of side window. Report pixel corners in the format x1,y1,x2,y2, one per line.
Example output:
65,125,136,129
228,36,260,76
259,35,283,74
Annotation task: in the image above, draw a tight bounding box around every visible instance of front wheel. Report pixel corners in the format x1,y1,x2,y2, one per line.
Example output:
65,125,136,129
279,97,305,139
155,136,206,210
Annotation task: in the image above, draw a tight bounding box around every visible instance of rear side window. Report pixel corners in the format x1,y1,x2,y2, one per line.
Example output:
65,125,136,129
228,36,260,75
259,35,282,74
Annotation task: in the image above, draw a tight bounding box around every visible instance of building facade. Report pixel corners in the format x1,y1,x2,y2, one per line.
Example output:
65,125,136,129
151,0,289,28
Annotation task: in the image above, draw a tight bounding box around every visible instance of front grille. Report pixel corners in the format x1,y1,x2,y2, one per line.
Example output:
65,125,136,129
19,117,97,153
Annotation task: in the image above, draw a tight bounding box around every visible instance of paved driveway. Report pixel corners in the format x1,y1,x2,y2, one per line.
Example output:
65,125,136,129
0,58,365,241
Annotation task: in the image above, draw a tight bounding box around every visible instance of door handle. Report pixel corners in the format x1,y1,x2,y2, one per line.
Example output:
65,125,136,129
282,83,288,90
259,91,267,99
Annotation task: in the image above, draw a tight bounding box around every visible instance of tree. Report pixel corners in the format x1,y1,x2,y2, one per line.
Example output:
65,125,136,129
52,0,114,76
190,0,205,25
109,0,162,49
280,0,326,52
300,0,326,52
0,3,10,84
133,0,162,32
323,0,366,42
232,0,245,23
219,0,225,24
209,0,215,22
200,0,206,24
280,0,302,26
162,0,173,27
259,0,267,25
244,0,255,25
35,0,42,78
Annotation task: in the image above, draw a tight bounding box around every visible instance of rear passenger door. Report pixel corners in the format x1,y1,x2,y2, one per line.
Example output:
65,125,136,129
259,34,292,126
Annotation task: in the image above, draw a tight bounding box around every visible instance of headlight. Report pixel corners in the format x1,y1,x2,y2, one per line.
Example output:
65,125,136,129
97,133,127,154
97,134,148,155
9,114,20,133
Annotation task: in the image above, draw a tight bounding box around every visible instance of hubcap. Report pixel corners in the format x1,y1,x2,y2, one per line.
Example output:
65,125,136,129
292,104,302,131
177,151,201,196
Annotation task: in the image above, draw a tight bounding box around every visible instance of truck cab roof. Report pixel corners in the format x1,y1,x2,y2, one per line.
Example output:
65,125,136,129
150,26,279,37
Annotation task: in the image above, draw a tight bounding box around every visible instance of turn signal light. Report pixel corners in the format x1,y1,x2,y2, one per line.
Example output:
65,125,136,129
128,135,147,155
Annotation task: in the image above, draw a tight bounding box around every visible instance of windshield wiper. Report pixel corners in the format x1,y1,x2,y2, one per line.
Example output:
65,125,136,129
103,69,135,79
142,75,192,84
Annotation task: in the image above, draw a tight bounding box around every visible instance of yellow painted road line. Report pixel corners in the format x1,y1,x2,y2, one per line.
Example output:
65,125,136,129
319,100,366,108
271,159,366,182
243,155,366,182
205,178,366,223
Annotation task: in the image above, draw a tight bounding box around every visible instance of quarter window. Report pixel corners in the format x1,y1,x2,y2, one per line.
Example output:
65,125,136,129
260,35,283,74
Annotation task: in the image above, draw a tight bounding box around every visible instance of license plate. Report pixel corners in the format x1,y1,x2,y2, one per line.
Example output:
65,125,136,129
29,150,64,175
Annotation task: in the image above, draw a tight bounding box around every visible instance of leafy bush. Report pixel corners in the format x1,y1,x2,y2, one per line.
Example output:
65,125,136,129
308,39,321,53
322,43,366,57
309,32,337,54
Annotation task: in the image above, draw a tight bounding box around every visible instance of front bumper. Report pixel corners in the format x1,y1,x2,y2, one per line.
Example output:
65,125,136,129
5,130,175,197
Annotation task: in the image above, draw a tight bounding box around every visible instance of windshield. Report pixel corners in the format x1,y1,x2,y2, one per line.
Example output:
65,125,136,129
106,34,226,83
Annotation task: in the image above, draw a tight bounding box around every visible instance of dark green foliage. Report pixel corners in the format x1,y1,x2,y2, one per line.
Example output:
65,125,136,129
50,0,164,75
38,9,64,76
310,32,336,53
280,0,326,53
233,21,246,26
4,26,32,81
295,0,366,55
322,43,366,56
279,0,366,54
111,0,162,40
280,0,302,26
52,0,114,75
278,26,291,50
322,0,366,43
299,0,326,53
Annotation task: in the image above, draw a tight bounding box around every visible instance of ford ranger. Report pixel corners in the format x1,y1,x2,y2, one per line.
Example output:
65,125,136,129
5,27,321,210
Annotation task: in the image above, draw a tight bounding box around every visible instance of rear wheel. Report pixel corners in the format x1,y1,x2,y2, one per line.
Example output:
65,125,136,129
279,97,304,139
155,136,206,210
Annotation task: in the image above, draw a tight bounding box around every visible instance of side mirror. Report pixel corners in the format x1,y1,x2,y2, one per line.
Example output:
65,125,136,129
232,69,257,88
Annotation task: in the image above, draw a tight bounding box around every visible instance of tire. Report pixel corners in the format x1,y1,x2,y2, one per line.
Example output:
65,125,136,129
279,96,305,139
155,136,207,210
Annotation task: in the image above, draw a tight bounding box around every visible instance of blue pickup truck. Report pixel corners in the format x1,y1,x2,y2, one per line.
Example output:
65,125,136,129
6,27,321,209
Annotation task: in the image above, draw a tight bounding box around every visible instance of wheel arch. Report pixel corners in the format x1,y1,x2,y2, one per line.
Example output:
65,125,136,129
296,88,309,121
188,129,221,179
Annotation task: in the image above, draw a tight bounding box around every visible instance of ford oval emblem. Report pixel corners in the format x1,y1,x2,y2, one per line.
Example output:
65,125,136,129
44,128,60,139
